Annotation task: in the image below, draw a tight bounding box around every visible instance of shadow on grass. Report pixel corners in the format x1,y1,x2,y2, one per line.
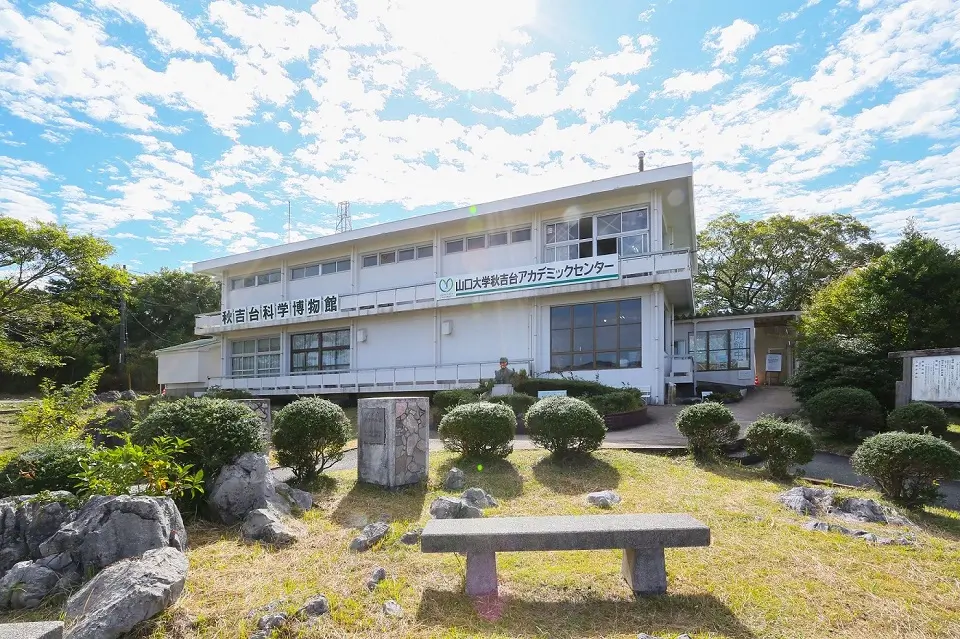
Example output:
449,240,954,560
329,480,428,529
700,459,792,485
531,454,621,495
909,508,960,541
416,589,757,639
435,456,524,499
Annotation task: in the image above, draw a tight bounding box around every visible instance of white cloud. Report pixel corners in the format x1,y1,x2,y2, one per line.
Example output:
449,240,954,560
660,69,729,98
638,7,656,22
94,0,211,54
0,155,56,223
762,44,797,67
779,0,822,22
854,74,960,138
277,121,292,133
703,19,759,66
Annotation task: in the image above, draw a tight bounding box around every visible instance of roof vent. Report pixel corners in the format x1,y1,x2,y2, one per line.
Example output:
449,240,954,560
637,151,646,172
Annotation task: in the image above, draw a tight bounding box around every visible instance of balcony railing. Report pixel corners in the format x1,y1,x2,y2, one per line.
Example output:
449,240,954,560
196,249,692,333
206,360,533,394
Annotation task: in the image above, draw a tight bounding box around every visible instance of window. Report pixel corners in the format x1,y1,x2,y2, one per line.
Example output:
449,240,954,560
363,246,433,266
445,228,530,254
512,227,532,243
290,329,350,372
362,255,378,268
466,235,486,250
398,247,416,262
417,245,433,259
445,238,464,254
549,298,642,371
688,328,751,371
231,270,281,289
231,337,281,377
544,208,649,262
379,251,396,265
291,259,349,280
489,231,509,247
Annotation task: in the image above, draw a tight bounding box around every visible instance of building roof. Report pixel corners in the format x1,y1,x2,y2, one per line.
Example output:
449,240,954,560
153,338,218,355
193,162,694,275
675,309,802,322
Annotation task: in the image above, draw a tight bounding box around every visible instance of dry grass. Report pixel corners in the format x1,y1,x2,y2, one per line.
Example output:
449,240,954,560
122,451,960,639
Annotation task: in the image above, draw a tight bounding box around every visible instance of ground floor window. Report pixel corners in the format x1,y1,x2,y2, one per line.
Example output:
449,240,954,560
291,329,350,372
550,298,642,371
689,328,750,371
231,337,281,377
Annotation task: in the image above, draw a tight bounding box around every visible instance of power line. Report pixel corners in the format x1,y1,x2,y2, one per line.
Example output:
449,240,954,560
126,308,182,347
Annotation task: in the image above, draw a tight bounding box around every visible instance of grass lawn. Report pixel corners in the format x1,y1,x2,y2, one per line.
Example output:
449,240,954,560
0,399,33,456
56,450,959,639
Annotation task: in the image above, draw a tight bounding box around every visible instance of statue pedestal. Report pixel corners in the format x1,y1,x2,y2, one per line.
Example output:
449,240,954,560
357,397,429,488
490,384,514,397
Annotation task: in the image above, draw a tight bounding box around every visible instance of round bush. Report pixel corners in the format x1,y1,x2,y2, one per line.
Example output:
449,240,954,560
433,389,480,416
132,397,263,480
676,401,738,461
0,439,92,497
487,393,538,416
439,402,515,459
272,398,349,482
886,402,949,437
586,391,643,416
745,417,815,478
525,396,606,456
805,387,884,440
851,432,960,507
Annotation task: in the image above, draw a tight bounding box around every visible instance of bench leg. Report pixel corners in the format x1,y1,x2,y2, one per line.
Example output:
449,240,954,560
622,546,667,596
465,551,498,597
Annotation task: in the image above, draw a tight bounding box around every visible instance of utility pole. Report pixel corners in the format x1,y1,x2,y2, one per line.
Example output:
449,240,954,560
119,265,130,390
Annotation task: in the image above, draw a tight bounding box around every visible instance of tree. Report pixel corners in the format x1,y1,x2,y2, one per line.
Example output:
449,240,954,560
0,218,118,375
695,213,883,313
801,226,960,352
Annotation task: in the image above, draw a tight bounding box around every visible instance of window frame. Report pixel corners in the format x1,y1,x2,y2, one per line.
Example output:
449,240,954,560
231,269,281,290
290,258,350,280
230,336,281,377
290,328,351,373
688,328,751,371
543,206,650,263
443,226,532,255
549,298,643,372
362,244,435,266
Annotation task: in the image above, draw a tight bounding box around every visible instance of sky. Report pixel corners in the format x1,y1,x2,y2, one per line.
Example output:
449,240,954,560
0,0,957,272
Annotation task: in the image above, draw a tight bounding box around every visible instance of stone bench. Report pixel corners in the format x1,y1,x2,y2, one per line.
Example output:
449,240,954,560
421,513,710,597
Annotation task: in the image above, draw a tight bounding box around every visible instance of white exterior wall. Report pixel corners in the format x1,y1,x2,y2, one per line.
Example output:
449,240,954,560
355,311,435,368
439,301,530,366
158,350,201,384
675,317,757,387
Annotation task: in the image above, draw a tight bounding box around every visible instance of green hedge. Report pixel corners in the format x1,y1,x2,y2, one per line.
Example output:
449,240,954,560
886,403,949,437
586,391,644,416
0,439,93,497
438,402,515,459
676,402,739,461
487,393,538,416
433,389,481,417
745,417,815,478
806,386,885,440
272,398,349,482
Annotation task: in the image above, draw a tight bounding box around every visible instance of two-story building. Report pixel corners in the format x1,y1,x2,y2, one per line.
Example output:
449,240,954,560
156,162,702,404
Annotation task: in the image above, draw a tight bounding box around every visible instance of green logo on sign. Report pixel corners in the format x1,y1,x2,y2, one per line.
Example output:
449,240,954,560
438,278,454,293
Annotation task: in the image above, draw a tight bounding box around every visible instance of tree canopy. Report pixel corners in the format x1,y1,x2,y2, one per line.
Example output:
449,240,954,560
695,213,884,314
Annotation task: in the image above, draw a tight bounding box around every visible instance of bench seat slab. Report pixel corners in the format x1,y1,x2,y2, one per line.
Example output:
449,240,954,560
622,547,667,595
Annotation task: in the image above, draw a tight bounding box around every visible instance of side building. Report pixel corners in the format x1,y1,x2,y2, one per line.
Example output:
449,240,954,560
157,163,702,404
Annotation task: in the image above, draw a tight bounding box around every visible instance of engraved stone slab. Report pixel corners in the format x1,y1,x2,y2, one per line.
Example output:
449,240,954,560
357,397,430,488
358,407,386,444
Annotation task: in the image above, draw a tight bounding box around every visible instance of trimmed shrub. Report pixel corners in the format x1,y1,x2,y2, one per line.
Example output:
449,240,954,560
806,386,884,440
789,337,897,408
514,377,611,399
887,402,949,437
525,396,606,456
272,398,349,482
433,389,480,417
439,402,515,459
586,391,644,416
0,439,93,497
132,397,263,480
487,393,538,416
851,432,960,507
676,401,738,461
204,386,254,400
745,417,815,479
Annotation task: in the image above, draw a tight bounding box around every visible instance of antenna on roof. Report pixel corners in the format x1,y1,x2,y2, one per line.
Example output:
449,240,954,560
336,201,352,233
637,151,646,172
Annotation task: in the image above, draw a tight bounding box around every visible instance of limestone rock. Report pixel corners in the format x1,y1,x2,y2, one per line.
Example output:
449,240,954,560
399,528,422,545
383,599,402,617
833,497,911,526
0,560,59,609
95,391,122,403
0,492,77,576
776,486,834,516
443,468,465,491
39,495,185,576
429,497,482,520
804,519,912,545
256,612,287,630
367,566,387,590
119,390,138,401
64,547,188,639
295,594,329,618
460,487,497,509
349,522,390,551
208,453,306,524
587,490,622,509
240,509,299,547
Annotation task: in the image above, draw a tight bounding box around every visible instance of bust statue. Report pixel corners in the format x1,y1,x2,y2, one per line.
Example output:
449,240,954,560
494,357,514,384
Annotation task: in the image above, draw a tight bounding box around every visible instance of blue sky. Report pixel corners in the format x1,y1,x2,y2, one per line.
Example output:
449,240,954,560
0,0,957,272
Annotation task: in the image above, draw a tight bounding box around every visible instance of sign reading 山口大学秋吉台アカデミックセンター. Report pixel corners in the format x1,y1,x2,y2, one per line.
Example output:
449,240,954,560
219,295,339,326
435,255,620,300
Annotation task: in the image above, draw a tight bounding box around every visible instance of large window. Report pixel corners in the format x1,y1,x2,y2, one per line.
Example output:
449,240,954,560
550,298,642,371
291,258,350,280
362,245,433,267
231,337,281,377
544,208,649,263
443,227,532,254
290,329,350,372
231,270,281,290
689,329,751,371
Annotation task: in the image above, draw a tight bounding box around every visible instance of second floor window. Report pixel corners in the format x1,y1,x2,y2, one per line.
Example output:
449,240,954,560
544,208,649,263
291,259,350,280
231,270,281,290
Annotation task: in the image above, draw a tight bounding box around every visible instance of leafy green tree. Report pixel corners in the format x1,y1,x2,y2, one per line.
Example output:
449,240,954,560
0,218,118,375
696,213,883,313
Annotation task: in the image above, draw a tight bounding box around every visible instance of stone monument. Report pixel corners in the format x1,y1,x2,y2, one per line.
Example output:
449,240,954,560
357,397,430,488
491,357,515,397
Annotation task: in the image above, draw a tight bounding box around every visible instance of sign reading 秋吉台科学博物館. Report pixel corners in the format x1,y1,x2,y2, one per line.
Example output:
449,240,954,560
218,295,339,327
435,255,620,300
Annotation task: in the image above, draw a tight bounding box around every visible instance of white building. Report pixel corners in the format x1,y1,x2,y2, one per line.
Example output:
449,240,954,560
157,162,706,404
